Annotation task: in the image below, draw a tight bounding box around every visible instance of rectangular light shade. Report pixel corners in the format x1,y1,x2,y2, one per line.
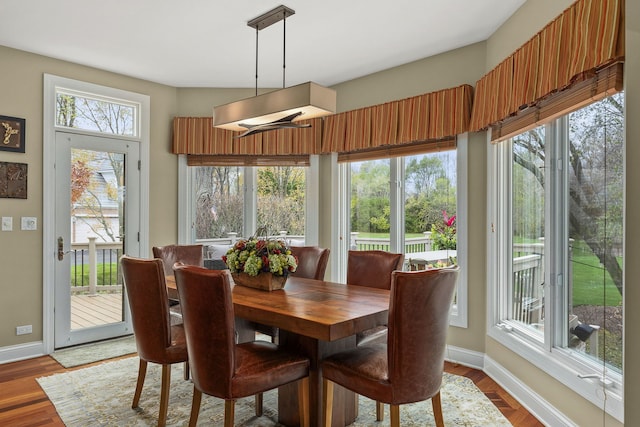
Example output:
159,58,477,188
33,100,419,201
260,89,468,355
213,81,336,131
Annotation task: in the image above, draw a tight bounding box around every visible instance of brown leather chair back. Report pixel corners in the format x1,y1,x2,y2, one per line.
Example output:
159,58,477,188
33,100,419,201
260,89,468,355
387,267,458,402
173,266,237,396
120,255,173,363
346,250,404,290
290,246,330,280
152,244,203,277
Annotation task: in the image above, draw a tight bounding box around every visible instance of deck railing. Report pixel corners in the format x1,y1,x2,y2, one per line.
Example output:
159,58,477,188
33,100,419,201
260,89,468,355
197,232,433,256
70,237,123,295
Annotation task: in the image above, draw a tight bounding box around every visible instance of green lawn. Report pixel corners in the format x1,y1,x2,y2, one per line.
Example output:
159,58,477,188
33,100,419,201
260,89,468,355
70,263,120,286
351,233,622,307
571,249,622,307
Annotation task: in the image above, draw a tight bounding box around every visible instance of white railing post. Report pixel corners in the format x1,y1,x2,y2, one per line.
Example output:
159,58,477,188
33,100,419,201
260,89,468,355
423,231,433,251
227,232,238,244
350,232,359,250
88,236,97,295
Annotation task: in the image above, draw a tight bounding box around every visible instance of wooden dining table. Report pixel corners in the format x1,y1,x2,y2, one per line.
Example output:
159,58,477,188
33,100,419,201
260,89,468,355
166,274,390,427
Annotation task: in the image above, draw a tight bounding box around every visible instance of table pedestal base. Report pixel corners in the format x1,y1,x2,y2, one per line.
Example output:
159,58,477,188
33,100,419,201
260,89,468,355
277,330,357,427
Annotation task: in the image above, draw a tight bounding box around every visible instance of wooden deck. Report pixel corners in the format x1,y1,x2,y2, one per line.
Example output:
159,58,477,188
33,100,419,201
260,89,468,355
71,293,124,329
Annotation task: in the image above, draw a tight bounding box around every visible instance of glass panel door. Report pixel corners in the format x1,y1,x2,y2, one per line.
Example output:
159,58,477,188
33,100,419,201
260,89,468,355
54,132,137,348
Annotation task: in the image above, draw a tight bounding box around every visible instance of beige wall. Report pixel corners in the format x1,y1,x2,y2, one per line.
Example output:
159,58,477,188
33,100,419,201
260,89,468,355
1,0,636,424
332,42,486,112
0,45,179,346
485,0,574,70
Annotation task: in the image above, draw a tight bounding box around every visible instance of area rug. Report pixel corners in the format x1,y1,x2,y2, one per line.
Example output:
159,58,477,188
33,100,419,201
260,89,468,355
37,357,511,426
50,335,137,368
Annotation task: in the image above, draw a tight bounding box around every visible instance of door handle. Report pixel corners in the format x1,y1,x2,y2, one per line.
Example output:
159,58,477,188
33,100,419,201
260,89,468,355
57,236,71,261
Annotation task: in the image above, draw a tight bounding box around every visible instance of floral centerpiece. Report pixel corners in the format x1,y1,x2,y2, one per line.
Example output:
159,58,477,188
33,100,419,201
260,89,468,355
222,237,297,290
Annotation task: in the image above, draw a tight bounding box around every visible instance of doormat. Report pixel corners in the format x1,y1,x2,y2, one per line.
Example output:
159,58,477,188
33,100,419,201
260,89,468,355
51,335,137,368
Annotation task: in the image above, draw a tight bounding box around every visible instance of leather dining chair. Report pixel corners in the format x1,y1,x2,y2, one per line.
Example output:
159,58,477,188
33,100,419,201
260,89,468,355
321,267,459,427
120,255,189,427
346,250,404,346
253,246,331,343
291,246,331,280
152,244,204,278
173,265,311,427
152,244,203,316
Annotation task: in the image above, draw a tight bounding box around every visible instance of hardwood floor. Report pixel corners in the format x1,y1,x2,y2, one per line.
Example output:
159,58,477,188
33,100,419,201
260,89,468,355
0,354,543,426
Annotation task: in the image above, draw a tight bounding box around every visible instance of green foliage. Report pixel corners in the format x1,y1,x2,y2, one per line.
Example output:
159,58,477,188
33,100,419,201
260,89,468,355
350,154,457,235
70,263,119,286
430,211,457,250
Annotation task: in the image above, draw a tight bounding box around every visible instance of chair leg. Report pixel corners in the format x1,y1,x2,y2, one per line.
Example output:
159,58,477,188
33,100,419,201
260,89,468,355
158,364,171,427
188,387,202,427
255,392,263,416
298,377,310,427
432,391,445,427
224,399,236,427
132,359,147,408
183,361,190,381
390,404,400,427
376,400,384,421
322,378,334,427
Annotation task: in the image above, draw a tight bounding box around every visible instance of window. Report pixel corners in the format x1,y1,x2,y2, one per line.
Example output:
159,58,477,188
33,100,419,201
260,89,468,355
489,93,624,419
55,89,139,137
347,139,466,327
189,165,306,244
193,166,244,240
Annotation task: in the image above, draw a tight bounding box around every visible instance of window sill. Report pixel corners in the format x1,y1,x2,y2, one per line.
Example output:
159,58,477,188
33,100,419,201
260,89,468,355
488,325,623,423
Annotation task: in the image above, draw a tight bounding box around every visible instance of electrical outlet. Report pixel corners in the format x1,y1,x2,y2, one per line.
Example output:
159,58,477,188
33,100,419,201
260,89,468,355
1,217,12,231
16,325,32,335
21,217,37,231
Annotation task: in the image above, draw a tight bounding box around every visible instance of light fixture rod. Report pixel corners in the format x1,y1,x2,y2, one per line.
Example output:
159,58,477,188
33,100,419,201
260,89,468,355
249,5,295,94
282,14,286,88
255,28,258,96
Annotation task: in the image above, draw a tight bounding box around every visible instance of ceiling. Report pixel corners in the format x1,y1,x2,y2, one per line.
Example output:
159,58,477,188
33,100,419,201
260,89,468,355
0,0,526,88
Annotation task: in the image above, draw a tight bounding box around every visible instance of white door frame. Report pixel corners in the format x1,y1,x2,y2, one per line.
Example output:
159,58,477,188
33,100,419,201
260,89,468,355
53,132,138,347
43,74,150,354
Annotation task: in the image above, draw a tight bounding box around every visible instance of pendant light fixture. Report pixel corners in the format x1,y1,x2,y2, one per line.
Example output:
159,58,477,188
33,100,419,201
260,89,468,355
213,5,336,137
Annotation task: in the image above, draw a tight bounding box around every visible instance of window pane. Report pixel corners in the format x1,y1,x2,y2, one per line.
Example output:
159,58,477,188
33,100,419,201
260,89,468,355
350,159,391,251
511,126,545,336
404,151,457,269
567,93,624,372
194,166,243,240
56,91,137,136
256,166,305,241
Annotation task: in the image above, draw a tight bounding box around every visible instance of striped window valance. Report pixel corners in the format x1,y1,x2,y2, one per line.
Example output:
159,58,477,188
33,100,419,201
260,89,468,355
172,117,322,155
322,84,473,155
470,0,625,139
174,84,472,159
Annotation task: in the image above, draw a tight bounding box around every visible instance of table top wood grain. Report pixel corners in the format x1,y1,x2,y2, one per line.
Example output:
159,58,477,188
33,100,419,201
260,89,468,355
166,275,390,342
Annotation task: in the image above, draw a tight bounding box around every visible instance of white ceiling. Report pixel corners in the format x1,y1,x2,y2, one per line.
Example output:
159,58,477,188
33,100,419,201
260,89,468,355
0,0,526,88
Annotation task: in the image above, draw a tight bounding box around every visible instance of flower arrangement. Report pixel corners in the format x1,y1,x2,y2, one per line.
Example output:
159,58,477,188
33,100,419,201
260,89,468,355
430,210,457,250
223,238,298,277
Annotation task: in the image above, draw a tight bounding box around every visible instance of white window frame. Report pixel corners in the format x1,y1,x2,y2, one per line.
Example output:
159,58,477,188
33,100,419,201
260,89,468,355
178,156,320,246
334,135,468,327
487,122,624,421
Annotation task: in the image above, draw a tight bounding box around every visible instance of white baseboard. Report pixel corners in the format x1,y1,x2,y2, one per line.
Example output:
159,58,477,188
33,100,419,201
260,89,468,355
484,355,577,427
445,344,485,370
0,341,46,365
